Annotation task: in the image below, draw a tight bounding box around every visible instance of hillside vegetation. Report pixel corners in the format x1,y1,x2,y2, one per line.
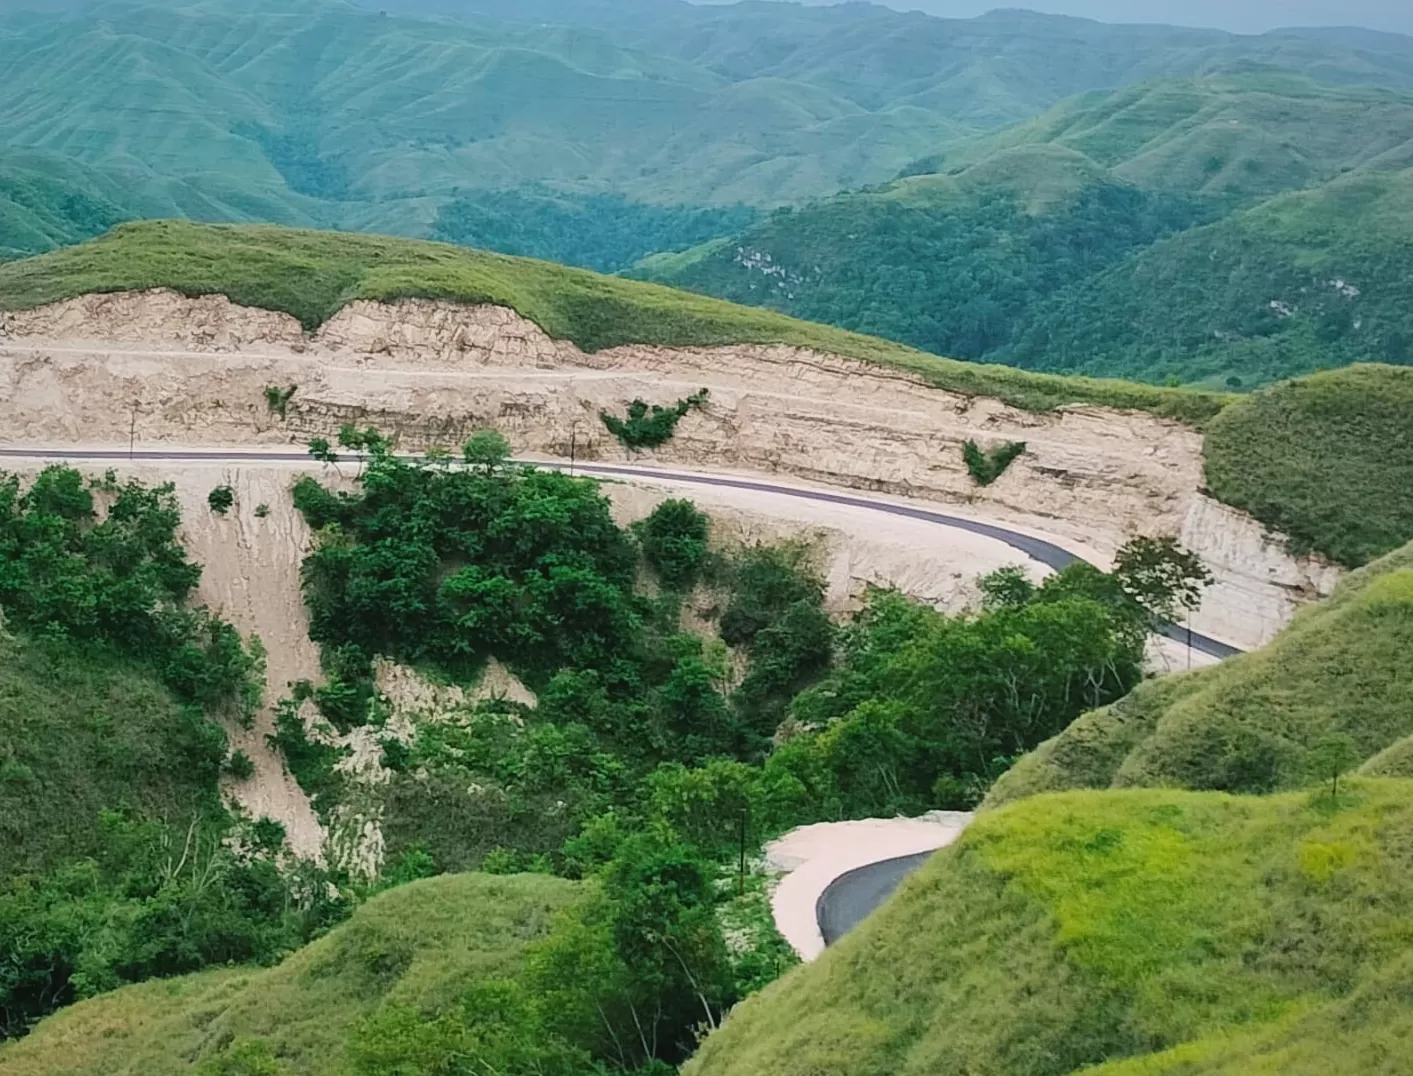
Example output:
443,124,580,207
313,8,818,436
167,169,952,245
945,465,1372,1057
0,872,582,1076
1001,169,1413,385
1202,365,1413,566
0,220,1224,421
987,538,1413,806
683,781,1413,1076
643,75,1413,388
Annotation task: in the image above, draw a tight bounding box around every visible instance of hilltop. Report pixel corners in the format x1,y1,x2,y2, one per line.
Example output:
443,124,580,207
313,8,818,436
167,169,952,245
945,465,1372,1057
0,219,1222,419
683,780,1413,1076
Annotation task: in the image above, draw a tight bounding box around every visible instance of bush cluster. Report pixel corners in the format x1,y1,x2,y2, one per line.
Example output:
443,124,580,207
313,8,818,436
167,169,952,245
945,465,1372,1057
601,390,709,450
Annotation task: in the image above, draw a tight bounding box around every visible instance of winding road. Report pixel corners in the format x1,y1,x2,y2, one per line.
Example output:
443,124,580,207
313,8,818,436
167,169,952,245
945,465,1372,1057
0,444,1243,948
0,446,1243,660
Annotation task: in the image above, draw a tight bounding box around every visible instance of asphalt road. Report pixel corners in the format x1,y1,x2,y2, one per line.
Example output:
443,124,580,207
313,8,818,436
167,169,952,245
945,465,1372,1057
817,851,936,946
0,446,1243,660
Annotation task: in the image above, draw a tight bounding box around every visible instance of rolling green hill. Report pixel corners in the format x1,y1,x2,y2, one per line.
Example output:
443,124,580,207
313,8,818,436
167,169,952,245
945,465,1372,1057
908,75,1413,204
999,168,1413,385
641,74,1413,387
0,220,1224,420
683,780,1413,1076
987,537,1413,806
2,1,1413,268
0,872,582,1076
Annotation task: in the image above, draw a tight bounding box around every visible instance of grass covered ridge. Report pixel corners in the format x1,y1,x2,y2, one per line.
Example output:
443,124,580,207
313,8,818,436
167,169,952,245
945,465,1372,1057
0,872,580,1076
1203,364,1413,568
684,781,1413,1076
0,221,1226,422
987,539,1413,806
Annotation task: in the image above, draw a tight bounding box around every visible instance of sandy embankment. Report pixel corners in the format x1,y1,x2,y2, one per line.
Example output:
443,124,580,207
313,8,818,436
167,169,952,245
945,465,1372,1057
0,290,1342,652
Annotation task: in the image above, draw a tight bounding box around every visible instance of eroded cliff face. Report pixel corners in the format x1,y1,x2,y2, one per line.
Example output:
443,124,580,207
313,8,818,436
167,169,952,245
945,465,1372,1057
0,289,1341,649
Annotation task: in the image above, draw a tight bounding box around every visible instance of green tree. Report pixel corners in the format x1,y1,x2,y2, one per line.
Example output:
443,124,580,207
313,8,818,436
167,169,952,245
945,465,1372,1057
1308,733,1360,800
636,499,710,590
1112,536,1214,624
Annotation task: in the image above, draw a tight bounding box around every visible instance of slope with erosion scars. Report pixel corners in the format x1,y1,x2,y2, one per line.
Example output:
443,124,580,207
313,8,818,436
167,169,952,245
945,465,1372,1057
0,450,1053,875
0,290,1341,649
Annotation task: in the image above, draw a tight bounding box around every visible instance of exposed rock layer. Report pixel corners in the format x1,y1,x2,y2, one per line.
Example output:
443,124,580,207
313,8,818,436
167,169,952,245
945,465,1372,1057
0,289,1342,649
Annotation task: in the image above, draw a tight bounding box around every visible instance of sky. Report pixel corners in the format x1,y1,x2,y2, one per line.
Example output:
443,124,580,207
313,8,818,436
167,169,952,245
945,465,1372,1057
788,0,1413,35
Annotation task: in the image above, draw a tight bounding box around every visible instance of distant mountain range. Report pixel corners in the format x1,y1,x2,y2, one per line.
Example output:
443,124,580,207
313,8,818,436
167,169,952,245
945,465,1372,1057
637,72,1413,386
1,0,1412,384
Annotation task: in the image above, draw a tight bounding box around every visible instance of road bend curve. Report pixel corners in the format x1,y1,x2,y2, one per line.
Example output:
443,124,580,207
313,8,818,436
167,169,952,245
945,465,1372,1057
0,447,1244,661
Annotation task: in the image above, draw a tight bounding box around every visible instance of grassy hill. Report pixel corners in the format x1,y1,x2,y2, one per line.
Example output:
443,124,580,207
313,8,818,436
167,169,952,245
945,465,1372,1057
1203,365,1413,567
683,780,1413,1076
0,633,227,879
0,219,1224,420
640,75,1413,388
912,75,1413,204
0,872,581,1075
987,538,1413,806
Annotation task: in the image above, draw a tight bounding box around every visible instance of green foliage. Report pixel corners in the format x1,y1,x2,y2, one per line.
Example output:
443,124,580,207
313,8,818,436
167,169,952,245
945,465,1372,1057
962,439,1027,486
207,485,235,515
266,699,347,812
0,221,1226,423
777,570,1147,815
1308,734,1360,800
1111,535,1214,623
1203,365,1413,567
636,499,711,590
225,750,255,782
0,467,261,715
292,434,639,687
601,390,709,451
990,540,1413,804
0,813,347,1041
682,781,1413,1076
262,385,297,419
433,188,758,274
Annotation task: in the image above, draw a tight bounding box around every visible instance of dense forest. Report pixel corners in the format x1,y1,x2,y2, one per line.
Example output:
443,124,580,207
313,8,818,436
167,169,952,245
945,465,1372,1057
635,182,1207,362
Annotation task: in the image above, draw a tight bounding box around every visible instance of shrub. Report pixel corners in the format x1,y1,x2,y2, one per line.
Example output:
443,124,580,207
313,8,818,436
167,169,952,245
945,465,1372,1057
262,384,297,419
208,485,236,514
225,750,256,781
637,499,711,589
601,389,709,450
962,440,1027,486
254,503,270,519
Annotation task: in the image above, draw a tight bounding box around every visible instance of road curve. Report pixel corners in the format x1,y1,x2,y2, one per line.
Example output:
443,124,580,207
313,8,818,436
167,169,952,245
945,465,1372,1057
0,446,1243,659
817,851,936,946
